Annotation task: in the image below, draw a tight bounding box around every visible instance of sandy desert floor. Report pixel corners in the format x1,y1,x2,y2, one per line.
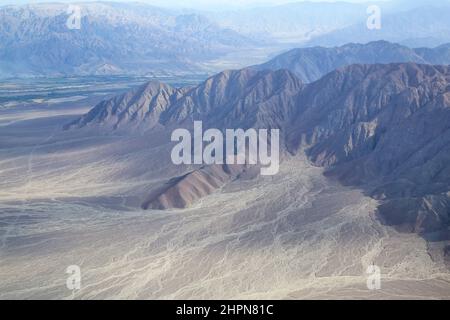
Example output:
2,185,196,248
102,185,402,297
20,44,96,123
0,96,449,300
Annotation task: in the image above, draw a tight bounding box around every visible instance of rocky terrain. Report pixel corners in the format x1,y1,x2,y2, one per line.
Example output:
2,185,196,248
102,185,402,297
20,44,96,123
67,63,450,241
1,0,450,301
0,62,449,299
66,68,303,132
289,63,450,239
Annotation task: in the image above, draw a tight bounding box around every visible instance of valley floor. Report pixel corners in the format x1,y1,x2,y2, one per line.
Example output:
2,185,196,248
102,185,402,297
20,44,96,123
0,93,449,299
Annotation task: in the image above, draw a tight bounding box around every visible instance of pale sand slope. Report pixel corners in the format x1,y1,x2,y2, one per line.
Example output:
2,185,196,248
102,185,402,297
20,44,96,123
0,104,449,299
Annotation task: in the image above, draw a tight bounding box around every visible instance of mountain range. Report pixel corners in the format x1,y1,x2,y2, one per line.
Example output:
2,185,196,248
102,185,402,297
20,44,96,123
0,2,254,77
4,2,450,78
204,1,368,43
309,4,450,48
254,40,450,83
67,62,450,239
66,67,302,132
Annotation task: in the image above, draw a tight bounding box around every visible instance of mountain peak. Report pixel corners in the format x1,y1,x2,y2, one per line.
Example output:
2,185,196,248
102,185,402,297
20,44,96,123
65,80,181,130
67,68,304,131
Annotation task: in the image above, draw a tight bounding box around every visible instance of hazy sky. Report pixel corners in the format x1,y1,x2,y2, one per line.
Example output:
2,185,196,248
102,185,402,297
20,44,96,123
0,0,392,10
0,0,444,11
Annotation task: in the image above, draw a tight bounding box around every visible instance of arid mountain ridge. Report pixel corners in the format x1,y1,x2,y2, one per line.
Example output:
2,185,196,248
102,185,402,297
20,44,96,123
67,61,450,239
254,40,450,82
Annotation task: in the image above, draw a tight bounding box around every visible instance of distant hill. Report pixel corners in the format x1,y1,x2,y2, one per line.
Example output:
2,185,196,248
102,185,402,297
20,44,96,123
206,2,367,43
308,5,450,48
0,2,254,77
254,41,450,83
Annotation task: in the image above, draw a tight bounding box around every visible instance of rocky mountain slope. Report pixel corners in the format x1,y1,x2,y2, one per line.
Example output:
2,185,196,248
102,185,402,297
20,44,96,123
66,68,303,131
288,63,450,237
68,63,450,239
254,41,450,83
